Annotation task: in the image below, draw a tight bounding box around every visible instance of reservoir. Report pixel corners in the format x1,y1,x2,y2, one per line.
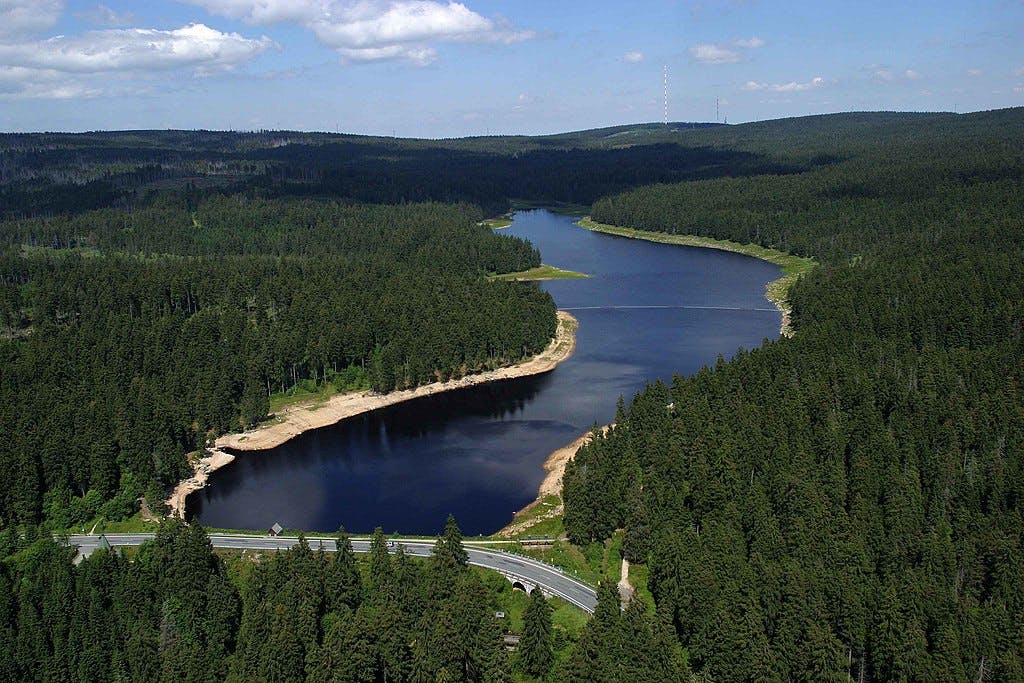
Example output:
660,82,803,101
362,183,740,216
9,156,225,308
189,210,782,535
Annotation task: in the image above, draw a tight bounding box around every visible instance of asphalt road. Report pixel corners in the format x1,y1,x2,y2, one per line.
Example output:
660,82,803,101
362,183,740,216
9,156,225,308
64,533,597,613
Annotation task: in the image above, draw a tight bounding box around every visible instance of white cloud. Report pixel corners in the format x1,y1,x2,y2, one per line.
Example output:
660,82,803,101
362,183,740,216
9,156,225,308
75,4,139,27
0,65,103,100
871,65,925,83
0,0,64,39
0,22,273,98
734,36,764,48
1016,67,1024,77
689,36,764,65
1015,85,1024,93
186,0,536,65
622,51,644,64
744,76,827,92
335,43,437,64
1,81,105,100
689,43,741,64
966,68,983,77
182,0,326,24
0,23,274,73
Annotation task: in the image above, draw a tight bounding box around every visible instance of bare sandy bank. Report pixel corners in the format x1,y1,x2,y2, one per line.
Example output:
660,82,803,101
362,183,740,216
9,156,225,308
166,311,578,519
497,424,612,538
167,448,235,519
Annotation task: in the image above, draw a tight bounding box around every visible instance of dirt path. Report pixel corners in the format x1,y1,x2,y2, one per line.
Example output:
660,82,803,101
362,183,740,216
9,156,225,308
618,557,634,602
166,311,578,519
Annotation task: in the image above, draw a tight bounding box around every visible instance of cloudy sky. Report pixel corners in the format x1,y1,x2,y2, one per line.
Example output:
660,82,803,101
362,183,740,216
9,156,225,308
0,0,1021,136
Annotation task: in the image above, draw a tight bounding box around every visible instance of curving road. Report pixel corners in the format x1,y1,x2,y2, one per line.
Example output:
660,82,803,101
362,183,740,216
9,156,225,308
64,533,597,613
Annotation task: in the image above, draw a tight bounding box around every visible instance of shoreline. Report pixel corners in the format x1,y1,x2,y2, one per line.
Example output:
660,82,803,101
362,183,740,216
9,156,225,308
497,213,814,534
497,425,611,538
166,310,578,519
576,217,816,337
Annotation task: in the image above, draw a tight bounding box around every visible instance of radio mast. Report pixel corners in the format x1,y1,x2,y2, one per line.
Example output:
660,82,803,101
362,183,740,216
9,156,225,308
663,65,668,125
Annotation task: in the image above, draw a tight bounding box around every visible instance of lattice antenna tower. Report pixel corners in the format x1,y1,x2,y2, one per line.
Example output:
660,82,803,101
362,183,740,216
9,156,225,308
663,65,669,125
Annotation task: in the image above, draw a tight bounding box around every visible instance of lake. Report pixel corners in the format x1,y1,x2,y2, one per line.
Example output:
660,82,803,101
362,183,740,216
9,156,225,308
188,210,781,535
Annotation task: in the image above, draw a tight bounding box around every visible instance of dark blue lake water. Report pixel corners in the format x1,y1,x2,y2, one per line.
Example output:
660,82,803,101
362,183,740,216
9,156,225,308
189,210,781,535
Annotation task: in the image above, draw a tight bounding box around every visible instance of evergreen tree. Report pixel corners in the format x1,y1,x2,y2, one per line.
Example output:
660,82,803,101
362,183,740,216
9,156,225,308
432,514,469,576
368,527,393,596
239,366,269,429
519,588,553,679
326,526,362,612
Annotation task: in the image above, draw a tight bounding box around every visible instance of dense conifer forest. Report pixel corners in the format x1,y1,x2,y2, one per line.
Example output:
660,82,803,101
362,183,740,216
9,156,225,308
1,108,1022,681
0,518,679,683
0,197,554,526
565,108,1024,680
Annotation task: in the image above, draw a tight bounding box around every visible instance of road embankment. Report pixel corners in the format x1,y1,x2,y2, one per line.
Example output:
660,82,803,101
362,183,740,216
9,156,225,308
167,311,578,519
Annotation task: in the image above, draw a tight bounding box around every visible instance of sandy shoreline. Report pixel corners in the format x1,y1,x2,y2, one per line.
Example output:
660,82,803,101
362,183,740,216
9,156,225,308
497,424,611,537
167,311,578,519
167,448,235,519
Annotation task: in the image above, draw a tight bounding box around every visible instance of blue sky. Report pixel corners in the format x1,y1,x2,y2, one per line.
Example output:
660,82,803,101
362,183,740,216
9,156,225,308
0,0,1021,136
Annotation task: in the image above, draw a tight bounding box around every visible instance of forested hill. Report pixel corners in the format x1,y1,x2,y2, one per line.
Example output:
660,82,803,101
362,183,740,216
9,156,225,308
0,122,801,220
564,108,1024,680
0,197,555,527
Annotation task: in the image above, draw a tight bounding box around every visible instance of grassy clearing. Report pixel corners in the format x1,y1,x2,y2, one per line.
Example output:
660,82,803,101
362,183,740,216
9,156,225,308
268,382,337,414
57,512,161,536
519,540,601,585
626,561,655,610
490,264,589,282
500,493,565,538
518,532,624,587
605,533,624,584
266,367,371,415
481,216,513,229
577,217,816,334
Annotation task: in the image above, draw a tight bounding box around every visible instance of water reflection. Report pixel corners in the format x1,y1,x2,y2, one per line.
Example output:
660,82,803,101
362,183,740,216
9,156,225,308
189,210,781,535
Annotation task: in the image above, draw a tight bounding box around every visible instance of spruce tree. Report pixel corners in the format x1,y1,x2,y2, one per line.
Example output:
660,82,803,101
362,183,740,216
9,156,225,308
239,367,269,429
519,588,553,679
433,514,468,573
622,475,650,563
326,526,362,612
368,527,393,596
